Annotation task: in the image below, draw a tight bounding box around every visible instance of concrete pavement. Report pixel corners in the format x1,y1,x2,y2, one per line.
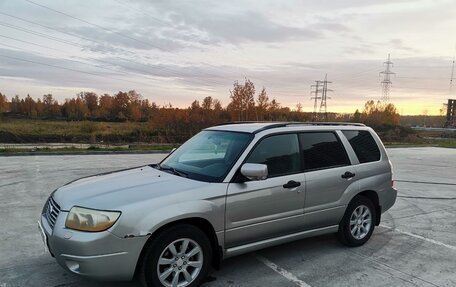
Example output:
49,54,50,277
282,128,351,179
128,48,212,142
1,148,455,287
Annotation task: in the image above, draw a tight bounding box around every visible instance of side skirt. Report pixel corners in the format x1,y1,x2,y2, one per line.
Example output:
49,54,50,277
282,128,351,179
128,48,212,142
224,225,339,258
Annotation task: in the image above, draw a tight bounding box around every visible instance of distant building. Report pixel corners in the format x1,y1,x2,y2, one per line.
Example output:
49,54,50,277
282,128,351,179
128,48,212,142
445,99,456,128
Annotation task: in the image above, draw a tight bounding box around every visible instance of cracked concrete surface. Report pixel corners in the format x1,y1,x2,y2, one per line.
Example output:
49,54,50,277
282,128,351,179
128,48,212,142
0,147,455,287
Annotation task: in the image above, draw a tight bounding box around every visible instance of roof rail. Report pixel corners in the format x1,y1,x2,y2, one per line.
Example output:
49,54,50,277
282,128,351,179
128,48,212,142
214,121,275,126
287,122,366,127
252,122,365,133
212,121,366,134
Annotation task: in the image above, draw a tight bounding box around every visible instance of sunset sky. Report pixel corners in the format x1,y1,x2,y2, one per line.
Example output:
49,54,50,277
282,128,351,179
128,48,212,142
1,0,455,115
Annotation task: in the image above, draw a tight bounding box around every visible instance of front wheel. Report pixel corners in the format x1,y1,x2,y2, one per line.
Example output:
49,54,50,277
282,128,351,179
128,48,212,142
337,195,376,247
140,224,212,287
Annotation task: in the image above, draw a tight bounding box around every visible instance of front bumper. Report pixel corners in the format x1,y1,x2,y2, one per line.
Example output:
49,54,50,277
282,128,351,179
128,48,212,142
39,212,149,281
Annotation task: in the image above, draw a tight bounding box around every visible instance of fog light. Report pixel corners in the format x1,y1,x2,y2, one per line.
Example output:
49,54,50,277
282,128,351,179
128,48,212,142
65,260,80,273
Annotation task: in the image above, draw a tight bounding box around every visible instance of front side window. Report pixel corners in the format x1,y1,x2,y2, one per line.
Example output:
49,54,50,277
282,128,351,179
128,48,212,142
160,130,252,182
342,130,381,163
246,134,300,177
299,132,350,171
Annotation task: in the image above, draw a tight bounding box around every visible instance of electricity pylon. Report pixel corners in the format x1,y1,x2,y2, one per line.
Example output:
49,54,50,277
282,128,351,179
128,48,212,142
311,74,332,122
380,54,395,102
310,81,322,122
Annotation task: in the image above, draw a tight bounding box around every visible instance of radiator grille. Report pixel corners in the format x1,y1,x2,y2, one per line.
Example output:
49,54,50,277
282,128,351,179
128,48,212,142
45,197,61,229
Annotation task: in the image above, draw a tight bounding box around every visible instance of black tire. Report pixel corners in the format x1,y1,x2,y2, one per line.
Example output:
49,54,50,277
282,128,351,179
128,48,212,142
139,224,212,287
337,195,376,247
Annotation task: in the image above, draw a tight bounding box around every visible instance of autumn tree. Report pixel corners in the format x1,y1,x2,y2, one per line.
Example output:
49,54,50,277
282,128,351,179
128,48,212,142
62,97,88,120
43,94,54,117
10,95,20,113
228,78,256,121
202,96,213,110
99,94,114,120
256,87,269,120
127,90,143,121
0,92,7,113
359,100,400,126
79,92,98,118
113,91,129,120
213,99,222,111
23,94,36,117
352,109,361,122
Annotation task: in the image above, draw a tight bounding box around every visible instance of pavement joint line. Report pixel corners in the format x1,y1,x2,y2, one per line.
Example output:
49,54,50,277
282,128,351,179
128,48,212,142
254,254,312,287
395,179,456,186
380,224,456,251
381,207,456,222
349,250,441,287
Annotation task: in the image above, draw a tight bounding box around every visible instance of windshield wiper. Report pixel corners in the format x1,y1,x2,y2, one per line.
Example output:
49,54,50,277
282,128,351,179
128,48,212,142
157,164,188,178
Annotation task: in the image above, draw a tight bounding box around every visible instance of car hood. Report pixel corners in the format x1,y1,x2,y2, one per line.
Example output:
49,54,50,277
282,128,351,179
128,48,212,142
53,165,207,211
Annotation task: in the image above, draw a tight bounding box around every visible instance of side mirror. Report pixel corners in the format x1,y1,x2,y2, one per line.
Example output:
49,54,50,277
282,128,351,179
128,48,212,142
240,163,268,181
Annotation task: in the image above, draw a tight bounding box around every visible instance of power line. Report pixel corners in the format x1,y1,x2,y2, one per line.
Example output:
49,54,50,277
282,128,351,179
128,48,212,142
0,34,60,51
0,19,230,87
112,0,169,27
111,0,260,79
0,41,163,85
0,13,237,87
22,0,244,82
0,52,168,88
24,0,155,50
0,21,80,46
4,4,453,103
0,11,115,48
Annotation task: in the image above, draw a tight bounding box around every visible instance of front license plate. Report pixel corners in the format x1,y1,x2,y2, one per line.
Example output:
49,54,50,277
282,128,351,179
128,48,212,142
37,219,49,253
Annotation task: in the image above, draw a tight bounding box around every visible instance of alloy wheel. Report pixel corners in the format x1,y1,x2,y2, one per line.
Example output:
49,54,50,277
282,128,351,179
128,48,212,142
349,205,372,240
157,238,203,287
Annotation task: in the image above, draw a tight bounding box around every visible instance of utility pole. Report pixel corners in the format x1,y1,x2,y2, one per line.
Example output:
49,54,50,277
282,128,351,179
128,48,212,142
450,48,455,94
319,74,332,122
380,54,395,102
310,81,322,122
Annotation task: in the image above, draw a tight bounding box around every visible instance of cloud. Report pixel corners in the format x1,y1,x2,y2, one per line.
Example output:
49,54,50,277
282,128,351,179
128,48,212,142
388,38,418,53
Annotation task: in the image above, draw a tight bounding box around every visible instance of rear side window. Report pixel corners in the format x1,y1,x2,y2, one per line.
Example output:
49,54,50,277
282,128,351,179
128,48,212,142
299,132,350,171
246,134,300,177
342,130,381,163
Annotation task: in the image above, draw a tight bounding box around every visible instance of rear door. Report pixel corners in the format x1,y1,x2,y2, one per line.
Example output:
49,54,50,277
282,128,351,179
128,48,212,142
299,131,358,229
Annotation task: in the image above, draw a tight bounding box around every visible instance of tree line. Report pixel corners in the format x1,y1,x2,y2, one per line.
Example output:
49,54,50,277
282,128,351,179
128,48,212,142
0,79,401,135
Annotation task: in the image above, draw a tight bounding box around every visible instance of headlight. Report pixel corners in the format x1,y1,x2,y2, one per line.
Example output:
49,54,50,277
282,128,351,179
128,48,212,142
65,207,121,232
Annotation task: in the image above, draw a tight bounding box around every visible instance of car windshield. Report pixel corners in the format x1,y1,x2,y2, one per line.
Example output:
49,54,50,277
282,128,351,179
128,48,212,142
159,130,252,182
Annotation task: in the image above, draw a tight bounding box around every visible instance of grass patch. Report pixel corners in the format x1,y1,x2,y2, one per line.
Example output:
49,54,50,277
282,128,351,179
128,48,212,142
0,144,176,155
385,140,456,148
0,118,171,143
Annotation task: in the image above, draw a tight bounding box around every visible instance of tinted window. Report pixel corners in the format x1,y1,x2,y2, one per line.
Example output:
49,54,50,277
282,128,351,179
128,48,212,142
342,130,381,163
299,132,350,171
246,134,300,177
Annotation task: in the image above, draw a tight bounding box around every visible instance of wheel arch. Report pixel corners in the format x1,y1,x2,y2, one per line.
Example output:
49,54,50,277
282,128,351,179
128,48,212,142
134,217,222,278
356,190,381,225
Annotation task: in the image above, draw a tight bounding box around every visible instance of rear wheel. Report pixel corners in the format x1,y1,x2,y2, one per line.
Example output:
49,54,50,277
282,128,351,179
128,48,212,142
140,224,212,287
337,195,376,246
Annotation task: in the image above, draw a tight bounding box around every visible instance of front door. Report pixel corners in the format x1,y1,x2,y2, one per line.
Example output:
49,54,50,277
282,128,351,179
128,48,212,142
225,133,305,248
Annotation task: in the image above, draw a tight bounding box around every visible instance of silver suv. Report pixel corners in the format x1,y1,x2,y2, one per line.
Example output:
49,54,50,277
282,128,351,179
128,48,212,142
39,122,397,287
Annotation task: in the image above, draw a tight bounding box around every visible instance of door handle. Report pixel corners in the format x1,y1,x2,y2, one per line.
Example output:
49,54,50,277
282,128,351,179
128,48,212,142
341,171,356,179
283,180,301,189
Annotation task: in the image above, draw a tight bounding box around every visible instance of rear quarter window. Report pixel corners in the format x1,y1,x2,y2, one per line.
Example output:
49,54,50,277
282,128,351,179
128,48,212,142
342,130,381,163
